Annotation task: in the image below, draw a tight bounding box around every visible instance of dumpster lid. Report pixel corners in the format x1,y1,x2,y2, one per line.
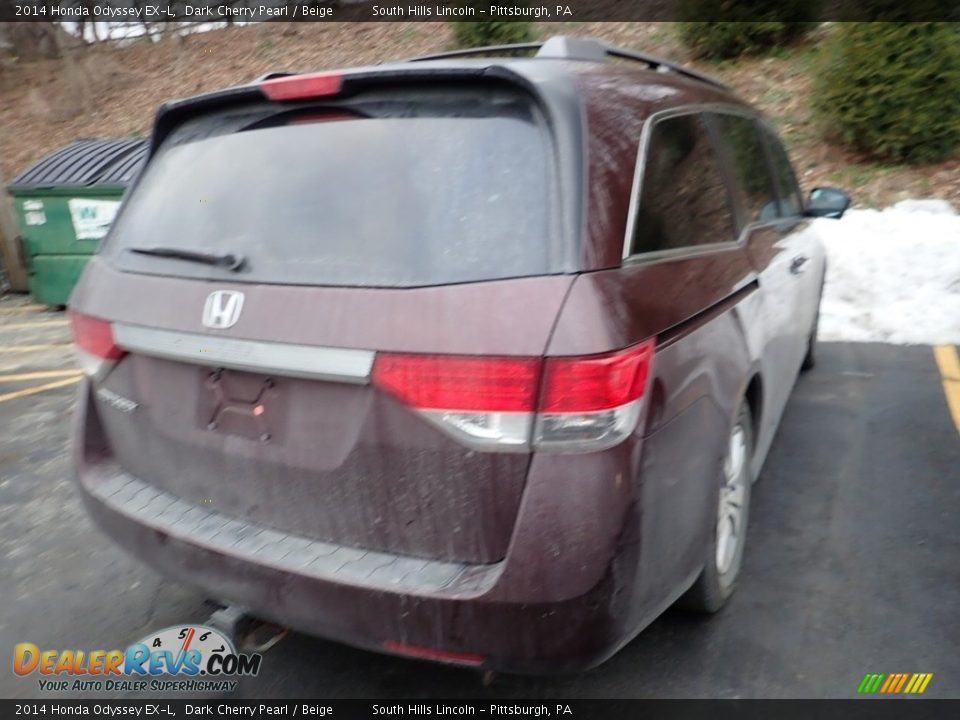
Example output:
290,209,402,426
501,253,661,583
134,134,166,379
8,138,148,192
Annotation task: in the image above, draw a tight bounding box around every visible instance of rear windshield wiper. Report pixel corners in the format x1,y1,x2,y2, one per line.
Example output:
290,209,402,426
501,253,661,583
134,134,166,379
128,246,245,272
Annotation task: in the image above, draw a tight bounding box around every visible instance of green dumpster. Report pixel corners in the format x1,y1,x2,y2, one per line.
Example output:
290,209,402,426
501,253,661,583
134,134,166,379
7,138,147,306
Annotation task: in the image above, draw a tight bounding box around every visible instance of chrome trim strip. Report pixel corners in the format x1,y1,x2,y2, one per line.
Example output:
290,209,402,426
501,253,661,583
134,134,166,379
113,324,374,383
622,241,740,266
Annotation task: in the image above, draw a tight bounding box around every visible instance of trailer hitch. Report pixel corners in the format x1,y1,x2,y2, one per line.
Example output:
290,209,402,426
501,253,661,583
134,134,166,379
206,605,289,654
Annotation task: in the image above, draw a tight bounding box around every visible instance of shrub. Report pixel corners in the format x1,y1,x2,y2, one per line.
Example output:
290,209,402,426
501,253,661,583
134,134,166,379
812,22,960,164
676,0,822,59
831,0,960,21
450,4,534,49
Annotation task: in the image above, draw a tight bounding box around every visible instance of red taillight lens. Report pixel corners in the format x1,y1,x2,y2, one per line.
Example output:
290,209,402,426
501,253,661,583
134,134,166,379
69,311,122,360
382,640,484,667
260,72,343,101
372,354,541,412
540,339,655,413
372,340,656,452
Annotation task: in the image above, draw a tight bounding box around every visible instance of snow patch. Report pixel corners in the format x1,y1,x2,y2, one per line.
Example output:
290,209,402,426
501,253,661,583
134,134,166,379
815,201,960,345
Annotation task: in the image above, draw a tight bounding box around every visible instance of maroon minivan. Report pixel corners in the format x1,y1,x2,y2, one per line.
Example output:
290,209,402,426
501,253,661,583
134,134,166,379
69,37,851,673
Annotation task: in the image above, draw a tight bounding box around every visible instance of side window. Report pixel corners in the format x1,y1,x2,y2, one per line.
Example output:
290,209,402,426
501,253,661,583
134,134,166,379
763,128,804,217
630,113,735,256
710,113,779,226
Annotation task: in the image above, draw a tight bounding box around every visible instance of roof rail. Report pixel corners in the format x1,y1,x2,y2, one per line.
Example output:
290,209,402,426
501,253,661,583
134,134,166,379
403,42,543,62
600,44,728,91
405,36,728,91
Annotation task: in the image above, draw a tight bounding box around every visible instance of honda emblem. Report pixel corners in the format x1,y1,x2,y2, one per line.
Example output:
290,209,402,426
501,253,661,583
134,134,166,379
202,290,244,329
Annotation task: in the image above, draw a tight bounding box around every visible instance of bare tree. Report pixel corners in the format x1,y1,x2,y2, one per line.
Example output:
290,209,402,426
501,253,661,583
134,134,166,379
0,22,78,60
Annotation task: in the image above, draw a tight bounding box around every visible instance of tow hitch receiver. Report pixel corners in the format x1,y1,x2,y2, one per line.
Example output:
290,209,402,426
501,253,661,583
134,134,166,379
206,606,289,654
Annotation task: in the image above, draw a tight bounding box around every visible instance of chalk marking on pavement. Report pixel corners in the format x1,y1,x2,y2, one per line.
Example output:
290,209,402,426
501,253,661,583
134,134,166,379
0,376,82,404
0,369,82,383
1,319,69,331
933,345,960,436
0,343,72,354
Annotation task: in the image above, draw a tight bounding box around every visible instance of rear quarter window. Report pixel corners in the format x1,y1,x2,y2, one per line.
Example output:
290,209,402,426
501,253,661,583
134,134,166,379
630,112,735,256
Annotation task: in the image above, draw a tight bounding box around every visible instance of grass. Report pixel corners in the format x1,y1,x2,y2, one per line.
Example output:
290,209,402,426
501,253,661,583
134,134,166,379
399,27,424,44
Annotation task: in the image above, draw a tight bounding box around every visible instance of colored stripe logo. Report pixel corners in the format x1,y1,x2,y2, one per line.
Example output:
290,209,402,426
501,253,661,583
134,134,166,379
858,673,933,694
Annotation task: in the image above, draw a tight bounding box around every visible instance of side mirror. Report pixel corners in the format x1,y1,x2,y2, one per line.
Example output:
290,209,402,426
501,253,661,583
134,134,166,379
806,187,851,219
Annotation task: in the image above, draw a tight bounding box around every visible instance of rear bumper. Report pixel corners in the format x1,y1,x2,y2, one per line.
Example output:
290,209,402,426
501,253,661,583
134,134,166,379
78,490,623,673
73,382,643,674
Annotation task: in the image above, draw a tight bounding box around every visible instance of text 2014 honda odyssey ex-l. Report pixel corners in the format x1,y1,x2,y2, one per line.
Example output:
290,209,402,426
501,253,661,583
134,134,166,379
69,37,851,673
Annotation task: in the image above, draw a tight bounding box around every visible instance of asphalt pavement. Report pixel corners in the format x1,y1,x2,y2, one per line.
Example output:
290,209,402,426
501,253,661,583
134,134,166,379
1,293,957,699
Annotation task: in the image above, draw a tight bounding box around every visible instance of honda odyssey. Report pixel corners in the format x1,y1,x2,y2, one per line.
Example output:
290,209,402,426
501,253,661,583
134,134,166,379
69,36,851,673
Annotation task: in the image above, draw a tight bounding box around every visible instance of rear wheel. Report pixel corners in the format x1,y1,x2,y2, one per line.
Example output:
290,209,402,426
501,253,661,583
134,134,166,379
801,305,819,371
681,401,753,613
801,274,825,372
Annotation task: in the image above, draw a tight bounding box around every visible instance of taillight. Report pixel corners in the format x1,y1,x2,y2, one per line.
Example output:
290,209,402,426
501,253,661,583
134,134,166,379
69,310,124,380
381,641,484,667
371,355,541,451
371,354,541,412
540,341,654,413
535,340,654,452
260,72,343,101
371,339,655,453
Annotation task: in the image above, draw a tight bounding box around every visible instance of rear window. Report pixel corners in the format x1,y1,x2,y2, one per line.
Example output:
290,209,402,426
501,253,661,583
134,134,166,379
103,86,558,287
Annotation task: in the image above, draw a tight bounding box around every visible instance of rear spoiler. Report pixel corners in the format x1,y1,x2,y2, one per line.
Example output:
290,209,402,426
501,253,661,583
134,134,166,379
149,65,538,156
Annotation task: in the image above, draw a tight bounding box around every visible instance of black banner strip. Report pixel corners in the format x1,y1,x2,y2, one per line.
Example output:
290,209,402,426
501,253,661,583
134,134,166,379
3,1,960,23
3,699,960,719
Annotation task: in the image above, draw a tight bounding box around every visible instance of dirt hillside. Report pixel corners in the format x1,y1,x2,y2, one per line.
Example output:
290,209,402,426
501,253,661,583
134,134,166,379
1,21,957,208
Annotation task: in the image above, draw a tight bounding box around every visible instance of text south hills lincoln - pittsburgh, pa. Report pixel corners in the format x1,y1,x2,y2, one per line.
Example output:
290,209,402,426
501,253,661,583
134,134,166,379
372,4,572,19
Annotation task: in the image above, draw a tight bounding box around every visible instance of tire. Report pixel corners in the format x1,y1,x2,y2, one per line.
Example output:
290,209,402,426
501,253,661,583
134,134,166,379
801,273,825,372
800,306,818,371
681,401,753,613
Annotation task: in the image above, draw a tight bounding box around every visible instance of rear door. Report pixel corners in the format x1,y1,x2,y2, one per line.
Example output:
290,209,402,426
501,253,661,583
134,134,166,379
708,110,805,423
72,81,573,565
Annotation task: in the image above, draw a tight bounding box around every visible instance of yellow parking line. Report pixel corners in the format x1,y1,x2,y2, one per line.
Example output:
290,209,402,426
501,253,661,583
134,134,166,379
0,304,49,315
0,369,82,383
0,376,82,404
1,319,69,331
934,346,960,436
935,345,960,381
0,343,71,353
